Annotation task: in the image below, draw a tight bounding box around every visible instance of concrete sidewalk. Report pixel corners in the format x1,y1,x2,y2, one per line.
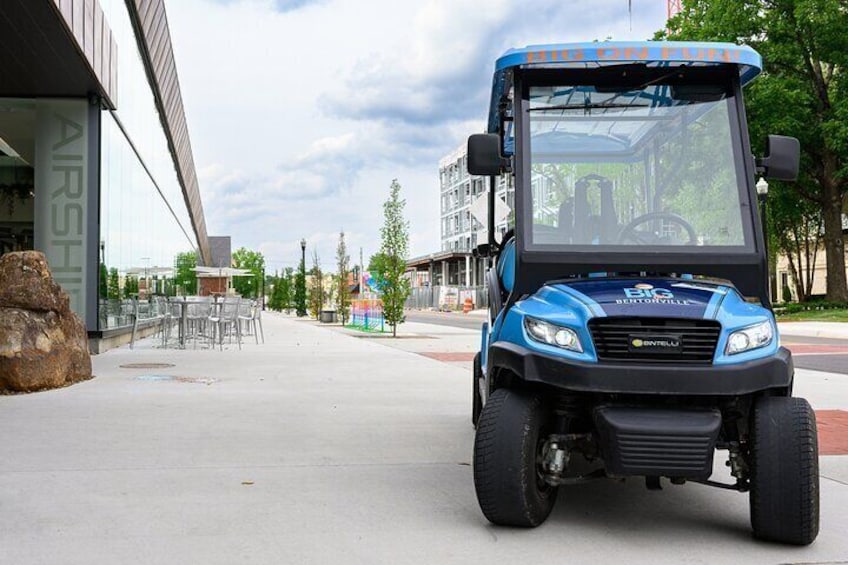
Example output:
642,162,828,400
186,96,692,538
1,312,847,564
779,321,848,340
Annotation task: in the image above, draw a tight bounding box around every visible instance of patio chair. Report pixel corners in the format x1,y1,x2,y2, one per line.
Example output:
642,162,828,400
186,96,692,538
237,300,264,344
153,296,174,347
129,298,167,349
209,297,242,350
253,303,265,344
185,296,214,348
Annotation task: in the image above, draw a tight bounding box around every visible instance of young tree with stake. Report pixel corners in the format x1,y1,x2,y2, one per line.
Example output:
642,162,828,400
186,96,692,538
378,179,412,337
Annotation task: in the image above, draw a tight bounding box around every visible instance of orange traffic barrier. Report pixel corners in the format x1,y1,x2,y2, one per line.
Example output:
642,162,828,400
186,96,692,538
462,297,474,314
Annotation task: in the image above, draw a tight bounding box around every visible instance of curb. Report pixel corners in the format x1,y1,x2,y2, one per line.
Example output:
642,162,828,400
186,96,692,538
778,322,848,341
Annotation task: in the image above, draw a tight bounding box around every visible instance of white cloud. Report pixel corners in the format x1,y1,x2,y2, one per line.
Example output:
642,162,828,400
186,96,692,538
169,0,668,271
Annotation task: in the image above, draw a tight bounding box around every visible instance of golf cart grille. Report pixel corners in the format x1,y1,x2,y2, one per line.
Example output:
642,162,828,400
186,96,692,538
588,317,721,364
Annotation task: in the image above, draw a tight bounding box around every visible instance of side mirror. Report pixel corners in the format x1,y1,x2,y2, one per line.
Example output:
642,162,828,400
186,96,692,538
467,134,504,176
759,135,800,181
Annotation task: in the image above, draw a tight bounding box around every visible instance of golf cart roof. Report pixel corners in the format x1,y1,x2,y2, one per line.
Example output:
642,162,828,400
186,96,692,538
488,41,762,133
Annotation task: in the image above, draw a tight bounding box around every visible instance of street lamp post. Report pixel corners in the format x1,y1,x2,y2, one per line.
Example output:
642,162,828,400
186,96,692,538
298,238,307,317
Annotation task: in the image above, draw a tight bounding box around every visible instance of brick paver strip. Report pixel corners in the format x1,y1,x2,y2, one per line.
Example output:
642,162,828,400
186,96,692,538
419,352,476,362
785,344,848,355
816,410,848,456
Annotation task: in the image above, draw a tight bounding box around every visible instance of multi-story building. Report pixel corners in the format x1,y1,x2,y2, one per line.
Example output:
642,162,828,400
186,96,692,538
406,143,514,301
438,143,514,254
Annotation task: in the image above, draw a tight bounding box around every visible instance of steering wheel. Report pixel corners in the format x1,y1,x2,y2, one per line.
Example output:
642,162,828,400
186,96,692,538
617,212,697,245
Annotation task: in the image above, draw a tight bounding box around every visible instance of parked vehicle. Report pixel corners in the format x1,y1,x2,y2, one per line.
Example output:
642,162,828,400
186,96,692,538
469,41,818,545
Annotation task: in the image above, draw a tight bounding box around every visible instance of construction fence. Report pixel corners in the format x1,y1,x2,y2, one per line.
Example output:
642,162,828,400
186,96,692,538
405,285,488,311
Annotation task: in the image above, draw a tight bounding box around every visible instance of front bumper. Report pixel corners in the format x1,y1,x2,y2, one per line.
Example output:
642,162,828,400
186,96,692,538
488,342,793,396
594,406,722,478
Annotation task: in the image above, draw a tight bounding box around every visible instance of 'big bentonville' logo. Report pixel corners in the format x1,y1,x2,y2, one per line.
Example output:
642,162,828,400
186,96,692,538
616,283,690,305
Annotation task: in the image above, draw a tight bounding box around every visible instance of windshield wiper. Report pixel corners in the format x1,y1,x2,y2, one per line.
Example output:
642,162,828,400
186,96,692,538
529,103,638,112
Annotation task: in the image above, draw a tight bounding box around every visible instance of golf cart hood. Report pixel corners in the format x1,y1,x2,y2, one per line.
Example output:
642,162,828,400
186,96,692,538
558,278,727,319
496,276,779,366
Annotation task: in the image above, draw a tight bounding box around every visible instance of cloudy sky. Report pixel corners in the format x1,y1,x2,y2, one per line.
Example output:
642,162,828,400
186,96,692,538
166,0,668,273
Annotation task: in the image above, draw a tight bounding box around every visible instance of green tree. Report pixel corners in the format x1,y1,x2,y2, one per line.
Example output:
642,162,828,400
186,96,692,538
307,249,323,319
231,247,266,298
123,275,138,298
107,267,120,299
99,263,108,299
378,179,412,337
173,250,198,295
768,182,822,301
268,270,282,310
336,231,351,324
281,267,294,312
368,252,388,274
661,0,848,300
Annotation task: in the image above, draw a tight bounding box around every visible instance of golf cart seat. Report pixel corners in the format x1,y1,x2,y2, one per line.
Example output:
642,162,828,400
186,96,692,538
573,174,618,244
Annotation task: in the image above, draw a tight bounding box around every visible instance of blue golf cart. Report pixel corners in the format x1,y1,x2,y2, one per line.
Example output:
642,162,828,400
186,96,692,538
468,41,818,545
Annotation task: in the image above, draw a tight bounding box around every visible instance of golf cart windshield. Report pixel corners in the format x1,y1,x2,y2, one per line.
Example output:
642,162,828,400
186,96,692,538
527,82,752,252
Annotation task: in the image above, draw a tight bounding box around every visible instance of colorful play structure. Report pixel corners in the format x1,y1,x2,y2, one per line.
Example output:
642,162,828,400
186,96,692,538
348,299,385,332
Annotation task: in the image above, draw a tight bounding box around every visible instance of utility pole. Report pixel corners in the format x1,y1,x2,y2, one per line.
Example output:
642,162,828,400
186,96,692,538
360,247,364,298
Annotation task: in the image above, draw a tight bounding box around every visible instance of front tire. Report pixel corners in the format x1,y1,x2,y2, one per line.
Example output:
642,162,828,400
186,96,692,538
473,388,558,527
749,396,819,545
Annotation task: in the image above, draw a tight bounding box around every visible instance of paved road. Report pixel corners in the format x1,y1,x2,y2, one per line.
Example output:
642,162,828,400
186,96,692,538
408,310,848,375
782,335,848,375
2,313,846,564
406,310,485,331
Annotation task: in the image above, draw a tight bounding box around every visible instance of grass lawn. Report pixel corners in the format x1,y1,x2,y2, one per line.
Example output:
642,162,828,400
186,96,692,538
776,309,848,323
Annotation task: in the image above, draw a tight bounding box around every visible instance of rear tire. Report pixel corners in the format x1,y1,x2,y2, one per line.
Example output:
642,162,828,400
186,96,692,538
473,388,558,527
749,396,819,545
472,353,483,428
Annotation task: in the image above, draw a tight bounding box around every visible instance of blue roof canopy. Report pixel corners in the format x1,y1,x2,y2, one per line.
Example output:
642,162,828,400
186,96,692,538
488,41,762,133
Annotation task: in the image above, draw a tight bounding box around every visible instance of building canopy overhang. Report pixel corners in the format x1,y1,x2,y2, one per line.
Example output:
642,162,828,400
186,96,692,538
0,0,118,108
407,251,473,270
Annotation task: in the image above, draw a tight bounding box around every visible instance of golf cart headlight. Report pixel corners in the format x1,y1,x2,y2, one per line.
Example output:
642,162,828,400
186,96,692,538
524,317,583,352
726,321,773,355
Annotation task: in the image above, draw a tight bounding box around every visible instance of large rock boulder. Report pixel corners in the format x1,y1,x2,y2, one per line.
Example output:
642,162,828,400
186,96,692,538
0,251,92,393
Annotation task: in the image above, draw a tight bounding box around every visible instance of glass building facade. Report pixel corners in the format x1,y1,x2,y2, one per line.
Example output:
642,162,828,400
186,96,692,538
98,0,199,328
0,0,209,348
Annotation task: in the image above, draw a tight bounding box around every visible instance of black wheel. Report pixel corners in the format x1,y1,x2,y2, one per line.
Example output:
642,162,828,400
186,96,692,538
472,353,483,428
473,388,558,527
749,396,819,545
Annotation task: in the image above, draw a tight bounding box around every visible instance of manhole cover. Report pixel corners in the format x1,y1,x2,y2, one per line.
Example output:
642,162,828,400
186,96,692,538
133,374,218,385
120,363,175,369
